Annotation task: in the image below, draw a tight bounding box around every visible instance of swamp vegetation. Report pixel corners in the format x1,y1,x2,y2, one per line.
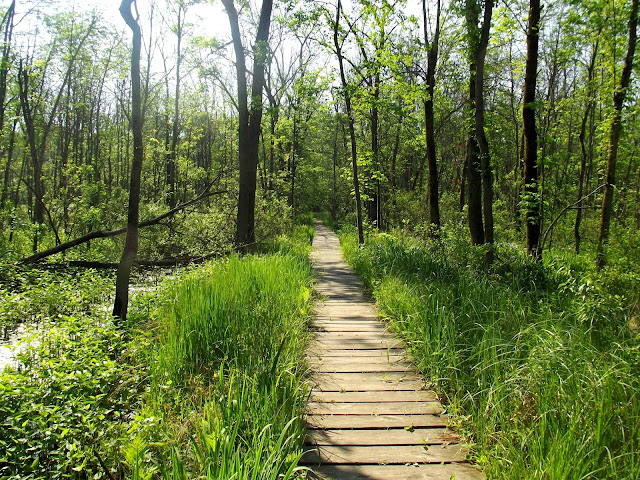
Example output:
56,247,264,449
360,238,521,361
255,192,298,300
1,225,314,479
1,0,640,477
340,221,640,479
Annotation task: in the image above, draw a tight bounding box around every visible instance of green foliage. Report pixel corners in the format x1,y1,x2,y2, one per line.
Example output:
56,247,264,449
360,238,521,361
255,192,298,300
0,266,113,336
159,253,311,381
0,314,145,480
340,226,640,479
129,226,314,478
0,225,315,479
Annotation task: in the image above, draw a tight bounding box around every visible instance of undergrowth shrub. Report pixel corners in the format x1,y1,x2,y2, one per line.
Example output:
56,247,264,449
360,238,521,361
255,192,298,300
0,267,113,338
340,225,640,480
0,313,146,480
0,224,314,480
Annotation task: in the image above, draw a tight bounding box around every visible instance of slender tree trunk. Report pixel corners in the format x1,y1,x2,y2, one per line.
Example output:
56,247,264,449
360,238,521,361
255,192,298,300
332,116,338,221
17,64,44,251
0,0,14,134
113,0,144,321
575,40,599,254
595,0,638,269
465,0,484,245
508,41,521,222
475,0,494,263
369,73,380,227
423,0,441,230
289,108,299,211
523,0,542,259
168,5,183,210
334,0,364,245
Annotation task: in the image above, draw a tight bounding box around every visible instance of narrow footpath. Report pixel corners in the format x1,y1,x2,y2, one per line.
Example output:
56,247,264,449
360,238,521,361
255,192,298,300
302,221,484,480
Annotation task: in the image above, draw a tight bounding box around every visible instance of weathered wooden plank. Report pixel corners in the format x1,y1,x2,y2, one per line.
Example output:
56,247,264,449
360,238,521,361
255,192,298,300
311,323,387,332
305,428,460,446
307,401,443,415
312,371,423,385
311,375,424,392
315,308,379,317
309,348,405,357
312,318,383,324
308,463,484,480
310,390,438,403
308,354,406,364
315,315,380,323
301,444,470,464
306,350,411,365
306,413,448,429
309,362,412,373
314,339,403,350
314,332,395,341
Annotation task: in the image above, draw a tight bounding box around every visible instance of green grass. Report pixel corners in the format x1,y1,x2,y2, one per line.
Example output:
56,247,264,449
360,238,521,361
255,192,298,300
0,224,315,479
339,225,640,479
123,224,315,479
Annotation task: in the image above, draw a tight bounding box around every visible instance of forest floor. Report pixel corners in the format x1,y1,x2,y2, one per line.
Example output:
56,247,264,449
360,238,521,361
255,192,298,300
302,221,484,480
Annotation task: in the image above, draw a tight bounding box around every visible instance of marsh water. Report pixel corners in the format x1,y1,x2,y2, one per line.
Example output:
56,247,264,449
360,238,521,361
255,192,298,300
0,268,177,371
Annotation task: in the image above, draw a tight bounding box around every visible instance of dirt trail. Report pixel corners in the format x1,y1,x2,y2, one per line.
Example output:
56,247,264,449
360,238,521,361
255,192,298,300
302,221,484,480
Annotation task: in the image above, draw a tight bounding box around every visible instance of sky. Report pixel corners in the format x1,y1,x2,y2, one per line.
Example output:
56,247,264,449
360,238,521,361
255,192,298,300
5,0,232,48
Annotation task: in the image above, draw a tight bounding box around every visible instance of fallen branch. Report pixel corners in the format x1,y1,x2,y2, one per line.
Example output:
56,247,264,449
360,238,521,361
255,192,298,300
20,185,227,265
68,253,223,268
541,184,605,250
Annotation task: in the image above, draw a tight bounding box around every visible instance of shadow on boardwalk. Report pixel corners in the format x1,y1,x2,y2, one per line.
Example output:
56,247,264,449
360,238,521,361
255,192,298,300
301,221,485,480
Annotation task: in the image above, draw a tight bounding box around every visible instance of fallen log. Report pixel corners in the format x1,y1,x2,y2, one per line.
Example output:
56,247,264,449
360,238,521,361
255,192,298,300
20,186,227,265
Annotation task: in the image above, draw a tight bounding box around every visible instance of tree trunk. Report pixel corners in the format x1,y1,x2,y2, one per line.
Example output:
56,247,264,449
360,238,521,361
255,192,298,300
368,73,380,227
222,0,273,248
17,63,44,251
167,4,183,210
465,0,484,245
595,0,639,269
423,0,441,230
523,0,542,259
334,0,364,245
113,0,144,321
332,114,338,221
0,0,14,134
475,0,494,263
575,39,599,254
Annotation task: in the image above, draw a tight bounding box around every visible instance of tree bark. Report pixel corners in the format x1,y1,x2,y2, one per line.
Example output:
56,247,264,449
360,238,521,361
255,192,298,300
465,0,484,245
334,0,364,245
595,0,639,269
167,3,183,210
475,0,494,263
0,0,14,134
423,0,441,230
222,0,273,249
523,0,542,259
113,0,144,320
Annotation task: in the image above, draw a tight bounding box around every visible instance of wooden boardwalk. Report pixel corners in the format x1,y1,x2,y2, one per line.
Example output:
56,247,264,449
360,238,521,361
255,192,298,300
302,222,484,480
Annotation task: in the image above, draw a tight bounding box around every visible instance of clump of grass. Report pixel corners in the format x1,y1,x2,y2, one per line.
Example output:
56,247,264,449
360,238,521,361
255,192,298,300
126,224,314,479
159,253,311,381
340,225,640,479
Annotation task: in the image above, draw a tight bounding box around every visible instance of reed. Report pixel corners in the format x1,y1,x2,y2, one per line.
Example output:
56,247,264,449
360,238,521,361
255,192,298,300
340,225,640,479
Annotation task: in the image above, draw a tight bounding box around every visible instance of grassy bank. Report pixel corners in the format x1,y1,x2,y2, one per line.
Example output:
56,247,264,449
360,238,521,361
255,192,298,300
340,225,640,479
0,225,314,479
